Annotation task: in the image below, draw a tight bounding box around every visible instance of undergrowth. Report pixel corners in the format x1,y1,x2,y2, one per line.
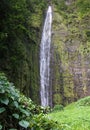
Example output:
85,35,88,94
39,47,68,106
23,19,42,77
0,73,62,130
49,97,90,130
76,96,90,106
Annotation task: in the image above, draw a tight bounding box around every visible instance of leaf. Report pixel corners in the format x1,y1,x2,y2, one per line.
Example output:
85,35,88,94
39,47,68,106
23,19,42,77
12,113,19,119
19,120,29,128
0,124,2,130
0,97,9,105
13,101,19,108
0,85,5,93
19,107,30,116
0,107,6,113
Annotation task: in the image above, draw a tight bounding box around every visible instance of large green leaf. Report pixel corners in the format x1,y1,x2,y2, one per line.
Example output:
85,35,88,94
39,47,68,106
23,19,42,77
0,107,6,113
0,85,5,93
0,124,2,130
19,107,30,116
19,120,29,128
12,113,19,119
13,101,19,108
0,97,9,105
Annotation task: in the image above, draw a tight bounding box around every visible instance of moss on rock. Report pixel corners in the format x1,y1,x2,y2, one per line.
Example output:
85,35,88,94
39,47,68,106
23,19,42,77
51,0,90,106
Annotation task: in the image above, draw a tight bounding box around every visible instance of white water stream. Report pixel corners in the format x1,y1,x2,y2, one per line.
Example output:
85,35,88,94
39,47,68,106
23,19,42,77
40,6,52,107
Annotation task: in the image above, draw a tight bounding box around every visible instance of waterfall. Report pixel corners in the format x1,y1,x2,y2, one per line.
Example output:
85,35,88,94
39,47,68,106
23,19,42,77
40,6,52,107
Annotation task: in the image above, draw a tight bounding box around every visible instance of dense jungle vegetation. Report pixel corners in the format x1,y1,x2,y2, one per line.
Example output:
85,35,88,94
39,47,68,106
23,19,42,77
0,0,90,129
0,0,47,104
0,73,61,129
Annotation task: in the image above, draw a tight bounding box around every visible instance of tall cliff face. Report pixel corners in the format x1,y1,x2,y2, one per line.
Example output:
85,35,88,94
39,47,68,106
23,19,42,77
51,0,90,106
0,0,47,104
0,0,90,106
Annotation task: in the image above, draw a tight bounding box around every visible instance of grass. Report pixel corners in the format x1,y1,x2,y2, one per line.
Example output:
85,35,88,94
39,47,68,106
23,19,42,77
48,96,90,130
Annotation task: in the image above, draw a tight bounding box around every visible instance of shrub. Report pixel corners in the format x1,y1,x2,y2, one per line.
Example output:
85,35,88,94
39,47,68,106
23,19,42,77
76,0,90,16
53,0,67,11
0,73,61,129
76,96,90,107
52,104,64,112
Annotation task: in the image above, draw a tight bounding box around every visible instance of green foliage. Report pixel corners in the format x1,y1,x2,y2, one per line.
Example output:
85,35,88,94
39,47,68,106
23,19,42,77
0,107,6,113
52,0,90,106
0,0,47,103
53,0,67,11
49,99,90,130
0,125,2,130
19,120,29,128
76,96,90,106
0,73,31,129
76,0,90,16
52,104,64,112
0,73,61,129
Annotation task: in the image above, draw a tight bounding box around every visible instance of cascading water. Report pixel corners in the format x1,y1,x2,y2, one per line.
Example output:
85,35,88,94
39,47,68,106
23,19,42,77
40,6,52,107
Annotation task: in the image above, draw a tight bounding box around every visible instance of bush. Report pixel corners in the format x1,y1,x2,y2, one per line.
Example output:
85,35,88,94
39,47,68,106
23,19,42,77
52,104,64,112
76,0,90,16
76,96,90,107
53,0,67,11
0,73,62,129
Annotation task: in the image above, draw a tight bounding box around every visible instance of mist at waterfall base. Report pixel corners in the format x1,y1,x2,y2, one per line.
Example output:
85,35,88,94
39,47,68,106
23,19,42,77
40,6,52,107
